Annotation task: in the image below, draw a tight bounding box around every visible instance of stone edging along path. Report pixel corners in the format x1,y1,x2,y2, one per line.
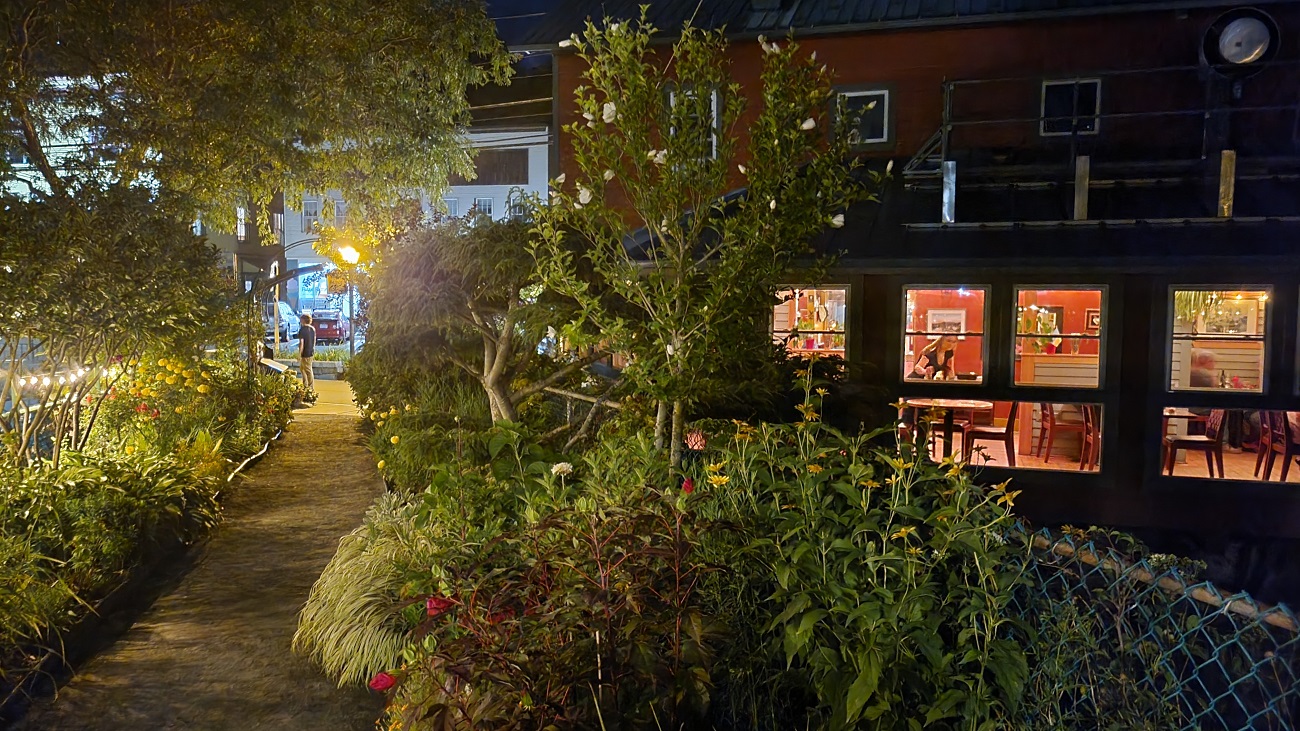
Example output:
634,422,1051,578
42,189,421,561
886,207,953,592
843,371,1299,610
13,407,384,731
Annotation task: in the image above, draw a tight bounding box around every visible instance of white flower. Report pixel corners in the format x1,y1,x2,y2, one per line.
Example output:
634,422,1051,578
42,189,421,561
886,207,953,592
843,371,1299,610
652,149,667,165
577,186,592,205
583,111,595,121
602,169,615,181
559,39,573,48
810,51,817,62
555,173,566,185
830,213,845,228
666,343,675,356
758,35,780,54
609,22,621,33
800,117,816,131
551,462,574,477
865,100,877,110
737,164,747,175
602,102,617,123
886,159,894,174
647,149,658,160
769,199,777,211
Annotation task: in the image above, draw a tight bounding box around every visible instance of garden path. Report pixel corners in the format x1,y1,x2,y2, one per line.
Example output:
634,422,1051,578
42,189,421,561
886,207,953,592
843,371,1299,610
15,405,384,730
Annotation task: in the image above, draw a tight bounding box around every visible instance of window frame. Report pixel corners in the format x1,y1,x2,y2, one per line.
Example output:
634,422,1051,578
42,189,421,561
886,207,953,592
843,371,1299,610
772,285,850,357
301,196,321,233
835,85,893,149
666,85,721,159
443,197,459,217
473,197,494,217
902,284,991,385
1165,285,1272,395
1011,284,1109,390
1040,78,1102,137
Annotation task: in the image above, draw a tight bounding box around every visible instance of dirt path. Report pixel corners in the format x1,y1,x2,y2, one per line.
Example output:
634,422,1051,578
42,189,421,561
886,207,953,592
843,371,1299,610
16,411,384,730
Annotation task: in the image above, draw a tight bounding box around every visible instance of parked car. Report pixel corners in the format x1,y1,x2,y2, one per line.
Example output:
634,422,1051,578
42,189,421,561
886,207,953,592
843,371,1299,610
263,301,300,341
311,309,350,345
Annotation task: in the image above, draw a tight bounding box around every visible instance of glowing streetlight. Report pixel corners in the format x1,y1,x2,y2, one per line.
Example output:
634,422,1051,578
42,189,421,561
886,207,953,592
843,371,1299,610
338,245,360,265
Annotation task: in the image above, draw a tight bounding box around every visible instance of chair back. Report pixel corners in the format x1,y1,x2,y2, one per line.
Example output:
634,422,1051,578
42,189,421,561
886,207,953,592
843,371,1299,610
1004,402,1020,434
1259,411,1273,443
1205,409,1226,443
1267,411,1288,445
1083,404,1098,435
1040,402,1054,427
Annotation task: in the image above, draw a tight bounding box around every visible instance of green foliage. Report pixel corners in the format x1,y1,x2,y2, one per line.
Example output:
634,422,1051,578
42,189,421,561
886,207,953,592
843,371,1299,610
533,16,876,460
1,0,510,229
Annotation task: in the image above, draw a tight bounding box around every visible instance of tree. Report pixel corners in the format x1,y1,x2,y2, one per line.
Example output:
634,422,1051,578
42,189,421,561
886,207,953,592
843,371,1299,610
532,17,878,465
366,216,600,424
1,0,510,230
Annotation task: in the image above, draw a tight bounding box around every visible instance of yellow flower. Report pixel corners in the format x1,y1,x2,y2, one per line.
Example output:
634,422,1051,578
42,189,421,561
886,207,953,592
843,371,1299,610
182,370,194,379
165,376,177,385
376,460,386,470
806,463,824,474
706,462,725,473
218,415,227,422
390,435,400,444
201,371,210,379
815,388,828,396
154,373,166,381
996,489,1022,508
156,358,167,367
174,406,184,414
860,479,881,489
197,384,211,394
906,546,924,556
794,369,809,377
388,407,398,416
708,474,730,487
376,420,385,427
890,526,917,541
125,445,135,455
404,404,411,411
371,413,379,421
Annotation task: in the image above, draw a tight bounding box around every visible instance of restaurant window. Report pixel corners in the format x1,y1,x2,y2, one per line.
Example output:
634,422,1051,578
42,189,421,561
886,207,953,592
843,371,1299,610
903,401,1102,472
443,198,458,217
772,287,846,356
473,197,494,217
1169,288,1267,393
1041,79,1100,136
1014,287,1103,388
837,88,890,147
904,287,986,384
1157,404,1300,482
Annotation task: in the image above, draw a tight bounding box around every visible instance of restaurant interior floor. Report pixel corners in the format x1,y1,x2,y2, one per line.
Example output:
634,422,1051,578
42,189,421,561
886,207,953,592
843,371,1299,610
930,438,1300,482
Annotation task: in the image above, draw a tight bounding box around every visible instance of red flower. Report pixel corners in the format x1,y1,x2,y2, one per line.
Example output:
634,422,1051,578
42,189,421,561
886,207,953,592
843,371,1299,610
682,478,695,495
368,672,397,692
488,608,515,624
426,595,455,617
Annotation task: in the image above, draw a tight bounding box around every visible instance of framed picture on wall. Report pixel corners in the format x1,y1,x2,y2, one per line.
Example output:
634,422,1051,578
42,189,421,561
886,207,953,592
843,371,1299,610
1085,308,1102,331
926,309,967,339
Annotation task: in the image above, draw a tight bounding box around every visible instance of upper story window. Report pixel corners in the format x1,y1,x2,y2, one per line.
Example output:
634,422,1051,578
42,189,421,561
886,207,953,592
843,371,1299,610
473,197,493,217
1041,79,1101,136
904,287,987,384
301,197,321,233
1015,287,1105,388
448,149,530,186
236,207,247,241
667,86,720,159
773,287,846,356
443,198,458,217
4,146,30,166
837,88,890,147
1169,288,1268,393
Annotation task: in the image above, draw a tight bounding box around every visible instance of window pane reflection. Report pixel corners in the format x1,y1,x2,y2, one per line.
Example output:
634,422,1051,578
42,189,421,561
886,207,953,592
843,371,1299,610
1169,289,1268,392
902,400,1102,472
904,287,985,383
1015,288,1102,388
773,287,846,356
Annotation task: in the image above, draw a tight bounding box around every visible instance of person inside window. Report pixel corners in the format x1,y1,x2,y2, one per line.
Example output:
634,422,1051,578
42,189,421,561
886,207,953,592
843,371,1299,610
909,335,958,380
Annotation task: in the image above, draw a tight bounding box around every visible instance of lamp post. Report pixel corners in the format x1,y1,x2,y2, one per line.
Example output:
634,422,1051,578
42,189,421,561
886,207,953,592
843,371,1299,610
338,245,360,355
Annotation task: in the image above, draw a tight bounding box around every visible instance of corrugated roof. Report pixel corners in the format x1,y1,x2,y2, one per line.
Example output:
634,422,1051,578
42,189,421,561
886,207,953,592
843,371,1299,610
506,0,1294,49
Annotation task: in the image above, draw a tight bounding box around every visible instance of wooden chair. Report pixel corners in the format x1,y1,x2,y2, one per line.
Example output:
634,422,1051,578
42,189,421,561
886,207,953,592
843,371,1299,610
1262,411,1300,482
1254,410,1272,478
1079,404,1101,471
1035,403,1086,463
964,402,1019,467
1163,409,1225,478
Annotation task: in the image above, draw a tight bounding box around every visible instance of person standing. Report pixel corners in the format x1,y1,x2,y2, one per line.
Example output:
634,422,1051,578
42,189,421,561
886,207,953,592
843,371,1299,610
299,313,316,398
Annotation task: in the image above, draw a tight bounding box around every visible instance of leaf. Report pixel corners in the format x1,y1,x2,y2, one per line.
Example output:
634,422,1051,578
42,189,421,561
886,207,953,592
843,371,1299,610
845,649,881,722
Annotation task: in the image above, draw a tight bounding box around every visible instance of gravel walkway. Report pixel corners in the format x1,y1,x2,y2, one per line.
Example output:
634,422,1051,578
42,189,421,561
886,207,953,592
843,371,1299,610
15,412,384,730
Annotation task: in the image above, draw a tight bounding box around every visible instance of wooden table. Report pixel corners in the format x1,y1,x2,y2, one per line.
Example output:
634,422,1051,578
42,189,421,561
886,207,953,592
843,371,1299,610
903,398,995,459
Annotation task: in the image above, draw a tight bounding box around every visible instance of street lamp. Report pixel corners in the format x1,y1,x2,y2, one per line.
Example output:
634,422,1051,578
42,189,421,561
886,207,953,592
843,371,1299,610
337,245,361,355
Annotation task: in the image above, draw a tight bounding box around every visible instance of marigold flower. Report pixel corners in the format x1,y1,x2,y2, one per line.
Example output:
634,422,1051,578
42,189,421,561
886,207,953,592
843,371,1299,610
390,435,400,444
376,460,385,470
368,672,397,692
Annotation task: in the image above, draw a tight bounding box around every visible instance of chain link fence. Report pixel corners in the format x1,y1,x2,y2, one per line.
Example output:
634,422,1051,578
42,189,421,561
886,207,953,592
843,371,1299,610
1012,527,1298,730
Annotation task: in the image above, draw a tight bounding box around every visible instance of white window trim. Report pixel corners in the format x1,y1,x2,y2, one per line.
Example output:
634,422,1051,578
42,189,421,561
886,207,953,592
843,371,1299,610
301,196,321,233
1040,78,1102,137
839,88,891,146
667,87,721,159
474,197,493,216
443,197,458,217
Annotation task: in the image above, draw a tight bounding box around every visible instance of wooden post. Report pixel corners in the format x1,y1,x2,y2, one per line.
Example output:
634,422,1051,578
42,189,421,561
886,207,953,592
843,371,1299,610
1073,155,1090,221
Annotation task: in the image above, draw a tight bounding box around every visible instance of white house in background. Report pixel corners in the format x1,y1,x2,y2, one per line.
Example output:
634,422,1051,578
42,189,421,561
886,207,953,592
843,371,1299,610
280,127,550,315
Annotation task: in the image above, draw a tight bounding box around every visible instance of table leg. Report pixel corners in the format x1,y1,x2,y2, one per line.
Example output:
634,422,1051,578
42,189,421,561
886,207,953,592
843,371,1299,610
942,409,954,459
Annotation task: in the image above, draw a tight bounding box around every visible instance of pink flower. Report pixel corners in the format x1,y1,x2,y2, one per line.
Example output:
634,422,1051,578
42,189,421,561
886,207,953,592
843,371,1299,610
682,478,695,495
426,595,455,617
368,672,396,691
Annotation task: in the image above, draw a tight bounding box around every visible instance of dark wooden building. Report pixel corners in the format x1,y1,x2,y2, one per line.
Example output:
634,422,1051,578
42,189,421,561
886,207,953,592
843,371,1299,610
510,1,1300,584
